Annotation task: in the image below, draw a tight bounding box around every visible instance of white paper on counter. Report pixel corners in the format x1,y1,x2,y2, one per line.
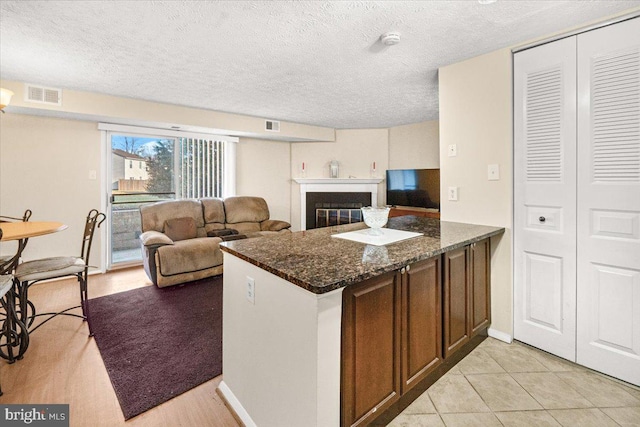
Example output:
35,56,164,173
331,228,423,246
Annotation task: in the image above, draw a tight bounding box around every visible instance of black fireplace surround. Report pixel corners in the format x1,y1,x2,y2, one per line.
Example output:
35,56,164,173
305,192,371,230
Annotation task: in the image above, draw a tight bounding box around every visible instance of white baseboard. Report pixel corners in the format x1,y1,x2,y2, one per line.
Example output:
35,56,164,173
218,380,257,427
488,328,513,343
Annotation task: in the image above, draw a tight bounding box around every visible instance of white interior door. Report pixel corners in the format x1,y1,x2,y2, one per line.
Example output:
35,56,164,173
514,37,578,361
576,17,640,386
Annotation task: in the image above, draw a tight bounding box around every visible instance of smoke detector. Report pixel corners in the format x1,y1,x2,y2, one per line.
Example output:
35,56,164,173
380,32,401,46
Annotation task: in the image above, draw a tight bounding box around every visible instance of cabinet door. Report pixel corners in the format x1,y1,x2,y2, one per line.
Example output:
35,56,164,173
401,257,442,394
470,239,491,337
443,246,470,358
341,271,401,427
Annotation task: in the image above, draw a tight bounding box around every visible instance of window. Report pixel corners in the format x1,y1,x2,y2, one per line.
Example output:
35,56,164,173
129,160,133,168
179,137,227,198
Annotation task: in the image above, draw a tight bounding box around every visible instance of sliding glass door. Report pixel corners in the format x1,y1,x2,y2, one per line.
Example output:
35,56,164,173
104,127,237,269
107,133,177,267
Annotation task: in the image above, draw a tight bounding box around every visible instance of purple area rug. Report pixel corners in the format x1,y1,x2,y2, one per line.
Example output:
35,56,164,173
86,276,222,420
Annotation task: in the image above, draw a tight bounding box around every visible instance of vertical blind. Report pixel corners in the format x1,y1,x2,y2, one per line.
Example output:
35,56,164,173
180,137,225,198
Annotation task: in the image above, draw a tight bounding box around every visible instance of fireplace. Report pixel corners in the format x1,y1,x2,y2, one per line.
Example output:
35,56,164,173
306,192,371,229
294,178,383,230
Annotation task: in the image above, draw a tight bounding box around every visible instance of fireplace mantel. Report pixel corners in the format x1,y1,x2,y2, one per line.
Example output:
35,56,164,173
294,178,383,185
295,178,384,230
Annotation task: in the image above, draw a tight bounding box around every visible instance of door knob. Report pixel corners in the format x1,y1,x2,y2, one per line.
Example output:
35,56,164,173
539,216,546,222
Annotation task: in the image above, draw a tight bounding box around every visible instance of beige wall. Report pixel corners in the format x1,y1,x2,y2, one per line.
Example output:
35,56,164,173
290,128,389,231
0,79,335,143
388,120,440,170
236,138,291,223
0,114,103,266
439,49,513,338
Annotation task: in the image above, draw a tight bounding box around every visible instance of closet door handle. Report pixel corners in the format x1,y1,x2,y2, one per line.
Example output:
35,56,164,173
539,216,546,223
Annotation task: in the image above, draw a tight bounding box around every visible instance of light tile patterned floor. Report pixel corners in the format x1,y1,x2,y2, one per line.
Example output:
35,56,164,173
388,338,640,427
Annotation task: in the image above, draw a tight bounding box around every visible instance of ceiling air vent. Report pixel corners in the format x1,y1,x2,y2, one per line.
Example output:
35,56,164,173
265,120,280,132
25,84,62,106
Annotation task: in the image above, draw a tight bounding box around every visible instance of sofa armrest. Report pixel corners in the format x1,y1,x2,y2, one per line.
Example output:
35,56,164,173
140,230,174,247
260,219,291,232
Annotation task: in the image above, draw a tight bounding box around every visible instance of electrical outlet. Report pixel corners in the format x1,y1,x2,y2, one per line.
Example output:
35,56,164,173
448,186,459,201
488,164,500,181
448,144,457,157
246,276,255,304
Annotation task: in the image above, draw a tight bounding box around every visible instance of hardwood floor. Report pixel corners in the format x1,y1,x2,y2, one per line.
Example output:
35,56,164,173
0,267,240,427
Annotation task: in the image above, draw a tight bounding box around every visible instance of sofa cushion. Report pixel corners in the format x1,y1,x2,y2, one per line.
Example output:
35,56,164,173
201,198,226,225
164,217,198,242
156,237,223,276
140,199,205,233
224,196,270,224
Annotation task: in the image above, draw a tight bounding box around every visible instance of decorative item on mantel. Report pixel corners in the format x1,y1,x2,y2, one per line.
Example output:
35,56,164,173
370,161,377,178
329,160,339,178
300,161,306,178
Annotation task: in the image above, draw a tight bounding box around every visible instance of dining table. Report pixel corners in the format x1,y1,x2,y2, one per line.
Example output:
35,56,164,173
0,220,68,363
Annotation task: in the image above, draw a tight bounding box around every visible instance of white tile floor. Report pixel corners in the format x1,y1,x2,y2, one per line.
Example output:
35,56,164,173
388,338,640,427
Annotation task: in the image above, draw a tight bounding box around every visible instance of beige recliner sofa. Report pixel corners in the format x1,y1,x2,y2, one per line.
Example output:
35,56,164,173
139,196,291,287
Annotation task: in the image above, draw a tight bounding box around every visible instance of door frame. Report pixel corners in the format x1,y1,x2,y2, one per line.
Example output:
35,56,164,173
99,123,238,270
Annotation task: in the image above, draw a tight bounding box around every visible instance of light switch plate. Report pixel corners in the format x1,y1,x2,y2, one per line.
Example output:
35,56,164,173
448,144,457,157
488,164,500,181
448,186,458,201
88,170,97,180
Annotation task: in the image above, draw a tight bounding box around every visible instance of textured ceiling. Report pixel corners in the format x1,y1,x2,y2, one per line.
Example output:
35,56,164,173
1,1,639,129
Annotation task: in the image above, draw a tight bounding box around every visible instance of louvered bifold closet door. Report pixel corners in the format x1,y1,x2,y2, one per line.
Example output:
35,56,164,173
514,37,578,361
576,17,640,386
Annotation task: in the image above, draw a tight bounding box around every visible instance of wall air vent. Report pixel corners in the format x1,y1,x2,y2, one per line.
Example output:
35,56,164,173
25,84,62,106
265,120,280,132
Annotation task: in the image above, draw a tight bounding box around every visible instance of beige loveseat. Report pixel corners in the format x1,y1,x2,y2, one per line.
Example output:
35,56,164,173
139,196,291,287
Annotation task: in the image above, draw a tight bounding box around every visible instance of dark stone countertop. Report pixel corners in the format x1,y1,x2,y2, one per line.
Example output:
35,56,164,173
220,216,505,295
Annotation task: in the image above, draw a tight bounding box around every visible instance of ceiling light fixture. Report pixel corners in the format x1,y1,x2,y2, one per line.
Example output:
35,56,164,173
478,0,497,4
0,88,14,112
380,32,401,46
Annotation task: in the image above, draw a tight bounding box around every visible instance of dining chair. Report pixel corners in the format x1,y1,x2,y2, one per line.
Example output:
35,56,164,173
0,274,13,392
13,209,106,336
0,209,32,271
0,273,28,366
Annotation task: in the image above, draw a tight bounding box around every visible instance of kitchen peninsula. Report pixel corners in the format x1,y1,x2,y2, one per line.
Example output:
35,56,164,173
218,216,504,427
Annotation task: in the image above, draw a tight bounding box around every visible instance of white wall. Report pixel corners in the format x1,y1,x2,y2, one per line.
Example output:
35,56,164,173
439,49,513,337
236,137,291,223
388,120,439,170
290,128,389,231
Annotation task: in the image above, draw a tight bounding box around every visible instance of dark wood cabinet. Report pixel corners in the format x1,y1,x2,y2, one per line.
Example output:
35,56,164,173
341,257,442,427
443,238,491,358
443,246,470,358
341,271,402,427
401,257,442,394
341,239,491,426
470,239,491,337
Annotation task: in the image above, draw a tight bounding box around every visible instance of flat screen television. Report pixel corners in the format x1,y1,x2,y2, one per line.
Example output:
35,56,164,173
386,168,440,210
